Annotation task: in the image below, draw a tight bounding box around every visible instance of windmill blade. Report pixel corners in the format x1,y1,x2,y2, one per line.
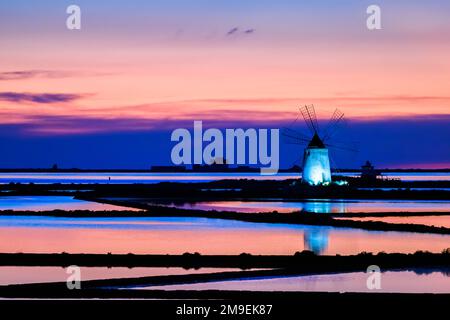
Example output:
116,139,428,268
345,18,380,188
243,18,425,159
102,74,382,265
281,113,311,145
328,155,342,175
281,129,310,144
299,105,314,134
284,141,306,146
326,141,359,153
290,155,303,168
322,109,344,141
299,105,319,134
281,127,310,142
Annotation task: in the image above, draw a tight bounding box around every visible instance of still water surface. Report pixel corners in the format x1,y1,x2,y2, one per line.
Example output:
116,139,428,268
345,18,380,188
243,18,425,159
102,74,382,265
168,199,450,213
0,216,448,255
0,266,238,286
142,269,450,293
0,196,137,211
336,216,450,228
0,172,448,184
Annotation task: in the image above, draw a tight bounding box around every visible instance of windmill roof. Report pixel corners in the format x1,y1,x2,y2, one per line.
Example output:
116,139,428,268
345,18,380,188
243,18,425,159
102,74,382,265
308,133,326,148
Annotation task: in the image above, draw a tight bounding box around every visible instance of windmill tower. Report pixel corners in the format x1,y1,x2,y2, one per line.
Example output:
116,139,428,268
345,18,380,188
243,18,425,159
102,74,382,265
283,105,348,186
300,105,331,185
302,134,331,185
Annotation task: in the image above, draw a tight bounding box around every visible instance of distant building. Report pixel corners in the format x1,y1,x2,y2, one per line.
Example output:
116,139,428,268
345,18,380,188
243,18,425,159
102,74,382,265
193,158,230,172
360,161,381,181
234,165,258,172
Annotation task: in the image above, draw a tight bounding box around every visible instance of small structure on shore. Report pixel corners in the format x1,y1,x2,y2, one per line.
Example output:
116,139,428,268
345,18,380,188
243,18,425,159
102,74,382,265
193,158,230,172
360,161,381,181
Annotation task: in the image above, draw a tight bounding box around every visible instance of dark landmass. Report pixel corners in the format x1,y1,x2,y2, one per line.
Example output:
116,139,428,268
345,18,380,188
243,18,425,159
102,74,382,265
1,178,450,200
2,204,450,234
1,251,449,269
3,269,353,291
90,198,448,234
4,266,450,292
338,168,450,173
0,251,449,300
0,167,448,173
2,266,449,294
333,211,450,218
2,208,449,218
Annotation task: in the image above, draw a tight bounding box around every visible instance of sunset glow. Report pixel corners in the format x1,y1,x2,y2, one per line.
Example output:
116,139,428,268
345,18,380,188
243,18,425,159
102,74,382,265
0,0,449,168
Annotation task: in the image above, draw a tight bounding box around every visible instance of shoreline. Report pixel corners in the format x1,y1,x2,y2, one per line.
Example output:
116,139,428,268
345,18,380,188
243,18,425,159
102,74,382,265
64,196,450,234
1,178,450,200
1,251,449,299
1,251,449,268
1,290,449,304
0,168,449,173
2,204,450,234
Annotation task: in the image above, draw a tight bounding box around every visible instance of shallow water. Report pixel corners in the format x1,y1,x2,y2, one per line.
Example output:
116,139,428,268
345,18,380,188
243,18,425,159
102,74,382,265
0,172,448,184
168,199,450,213
0,216,448,255
0,172,298,184
0,266,240,286
142,269,450,293
0,196,138,211
336,216,450,228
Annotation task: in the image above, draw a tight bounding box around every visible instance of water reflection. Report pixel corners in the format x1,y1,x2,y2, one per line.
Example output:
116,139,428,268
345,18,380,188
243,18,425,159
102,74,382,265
304,229,329,254
0,266,239,286
0,196,139,211
174,199,450,213
337,216,450,228
0,172,448,184
0,173,299,184
142,269,450,293
0,216,448,255
302,201,347,213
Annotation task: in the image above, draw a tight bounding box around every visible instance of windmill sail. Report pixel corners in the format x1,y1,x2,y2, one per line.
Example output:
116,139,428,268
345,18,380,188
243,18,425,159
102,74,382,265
282,105,352,185
322,108,344,142
299,105,319,134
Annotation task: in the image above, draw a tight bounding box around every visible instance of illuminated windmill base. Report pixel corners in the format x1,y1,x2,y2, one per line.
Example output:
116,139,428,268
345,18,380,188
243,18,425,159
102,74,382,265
302,133,331,185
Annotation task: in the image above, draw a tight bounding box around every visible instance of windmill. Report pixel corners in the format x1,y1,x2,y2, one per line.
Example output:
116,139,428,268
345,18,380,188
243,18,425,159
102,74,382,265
283,105,353,186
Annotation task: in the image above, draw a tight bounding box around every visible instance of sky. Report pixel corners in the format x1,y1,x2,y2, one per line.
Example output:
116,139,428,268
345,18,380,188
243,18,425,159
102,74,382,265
0,0,449,169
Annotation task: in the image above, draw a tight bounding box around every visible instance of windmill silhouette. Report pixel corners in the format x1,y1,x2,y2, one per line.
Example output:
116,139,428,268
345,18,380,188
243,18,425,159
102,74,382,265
282,105,356,185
